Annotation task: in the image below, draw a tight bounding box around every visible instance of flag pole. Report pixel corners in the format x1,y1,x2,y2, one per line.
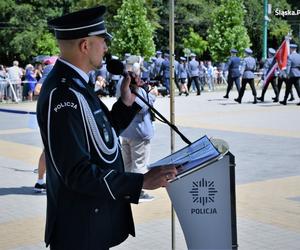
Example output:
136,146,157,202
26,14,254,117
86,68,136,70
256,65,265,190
262,0,268,60
169,0,176,249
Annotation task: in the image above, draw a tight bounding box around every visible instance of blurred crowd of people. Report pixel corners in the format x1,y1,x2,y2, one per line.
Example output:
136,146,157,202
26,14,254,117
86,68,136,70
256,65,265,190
0,56,57,102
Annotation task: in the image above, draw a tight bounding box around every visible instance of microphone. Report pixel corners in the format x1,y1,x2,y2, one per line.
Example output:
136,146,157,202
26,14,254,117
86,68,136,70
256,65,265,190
106,59,127,77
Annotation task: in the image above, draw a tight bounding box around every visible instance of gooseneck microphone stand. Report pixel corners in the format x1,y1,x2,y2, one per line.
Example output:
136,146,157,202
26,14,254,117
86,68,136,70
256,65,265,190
131,89,191,145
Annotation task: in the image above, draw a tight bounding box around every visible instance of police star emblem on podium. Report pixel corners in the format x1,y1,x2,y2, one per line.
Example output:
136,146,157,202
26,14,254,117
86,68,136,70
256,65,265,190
189,178,218,206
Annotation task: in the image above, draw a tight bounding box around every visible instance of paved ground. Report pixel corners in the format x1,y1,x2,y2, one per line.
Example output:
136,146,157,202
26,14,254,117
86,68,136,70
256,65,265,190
0,87,300,250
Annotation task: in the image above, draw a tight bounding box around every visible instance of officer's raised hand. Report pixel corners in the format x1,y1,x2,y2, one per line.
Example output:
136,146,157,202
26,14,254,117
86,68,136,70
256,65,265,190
120,73,136,106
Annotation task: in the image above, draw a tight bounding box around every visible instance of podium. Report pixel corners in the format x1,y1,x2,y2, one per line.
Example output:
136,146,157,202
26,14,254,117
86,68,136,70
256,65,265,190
150,137,238,250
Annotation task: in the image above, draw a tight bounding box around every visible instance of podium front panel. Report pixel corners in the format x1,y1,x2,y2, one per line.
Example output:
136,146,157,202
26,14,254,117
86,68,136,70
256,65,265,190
167,155,234,250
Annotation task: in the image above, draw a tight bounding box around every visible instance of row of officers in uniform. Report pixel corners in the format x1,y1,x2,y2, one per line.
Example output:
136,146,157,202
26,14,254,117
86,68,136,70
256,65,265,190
225,44,300,105
90,51,219,97
91,45,300,105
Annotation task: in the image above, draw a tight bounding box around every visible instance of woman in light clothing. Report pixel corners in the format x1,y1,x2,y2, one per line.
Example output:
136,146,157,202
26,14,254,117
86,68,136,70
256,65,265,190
24,64,37,101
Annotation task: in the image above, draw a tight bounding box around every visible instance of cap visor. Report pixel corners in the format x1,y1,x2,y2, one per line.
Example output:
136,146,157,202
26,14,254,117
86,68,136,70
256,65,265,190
102,32,113,41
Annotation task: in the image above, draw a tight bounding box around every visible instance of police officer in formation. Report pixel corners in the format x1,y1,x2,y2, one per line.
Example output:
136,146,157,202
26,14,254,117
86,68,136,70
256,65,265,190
235,48,257,104
223,49,241,99
277,68,294,102
154,51,164,81
160,52,170,94
188,53,201,95
280,43,300,105
178,56,189,96
37,6,177,250
257,48,279,102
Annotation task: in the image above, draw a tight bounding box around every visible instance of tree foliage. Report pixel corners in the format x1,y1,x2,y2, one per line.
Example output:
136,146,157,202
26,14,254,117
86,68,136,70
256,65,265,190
110,0,155,59
183,28,208,57
208,0,251,62
0,0,72,64
152,0,216,55
0,0,295,64
244,0,291,58
268,0,291,39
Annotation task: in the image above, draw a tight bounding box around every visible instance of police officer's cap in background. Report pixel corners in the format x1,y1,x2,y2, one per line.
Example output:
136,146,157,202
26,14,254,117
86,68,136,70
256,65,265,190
244,48,253,54
164,53,169,58
290,44,298,49
156,51,162,55
48,6,112,40
230,49,238,53
190,53,196,57
268,48,276,55
180,57,186,61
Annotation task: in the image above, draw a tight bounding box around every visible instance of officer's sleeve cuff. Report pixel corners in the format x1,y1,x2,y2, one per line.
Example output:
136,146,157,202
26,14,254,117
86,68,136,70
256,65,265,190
122,173,144,204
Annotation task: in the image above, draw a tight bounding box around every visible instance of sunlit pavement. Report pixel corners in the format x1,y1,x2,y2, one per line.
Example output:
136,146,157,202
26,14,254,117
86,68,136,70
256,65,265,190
0,87,299,249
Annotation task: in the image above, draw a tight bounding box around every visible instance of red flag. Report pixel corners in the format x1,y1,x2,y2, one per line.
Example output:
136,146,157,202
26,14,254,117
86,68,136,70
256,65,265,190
263,60,277,87
263,38,290,87
275,39,289,70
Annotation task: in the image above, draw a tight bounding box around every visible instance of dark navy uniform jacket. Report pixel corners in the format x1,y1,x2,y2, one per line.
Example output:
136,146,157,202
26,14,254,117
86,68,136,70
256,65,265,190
225,56,241,78
160,58,170,79
37,60,144,250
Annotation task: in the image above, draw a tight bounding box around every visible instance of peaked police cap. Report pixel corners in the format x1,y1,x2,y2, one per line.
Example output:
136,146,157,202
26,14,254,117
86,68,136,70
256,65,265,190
268,48,276,55
245,48,253,54
48,6,112,40
290,44,298,49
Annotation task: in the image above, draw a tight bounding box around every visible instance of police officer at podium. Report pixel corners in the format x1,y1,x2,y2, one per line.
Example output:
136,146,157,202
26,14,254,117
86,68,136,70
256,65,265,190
37,6,177,250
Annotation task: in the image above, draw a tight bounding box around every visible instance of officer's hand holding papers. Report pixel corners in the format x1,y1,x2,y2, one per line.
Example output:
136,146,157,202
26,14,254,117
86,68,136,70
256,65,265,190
143,165,178,189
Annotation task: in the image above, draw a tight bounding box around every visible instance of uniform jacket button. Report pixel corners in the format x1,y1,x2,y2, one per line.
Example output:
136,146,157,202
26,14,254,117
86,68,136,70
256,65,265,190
94,208,99,213
124,195,130,199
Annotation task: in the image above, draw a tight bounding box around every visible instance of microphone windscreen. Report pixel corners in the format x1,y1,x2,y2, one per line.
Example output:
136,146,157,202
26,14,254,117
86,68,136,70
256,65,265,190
106,59,125,75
